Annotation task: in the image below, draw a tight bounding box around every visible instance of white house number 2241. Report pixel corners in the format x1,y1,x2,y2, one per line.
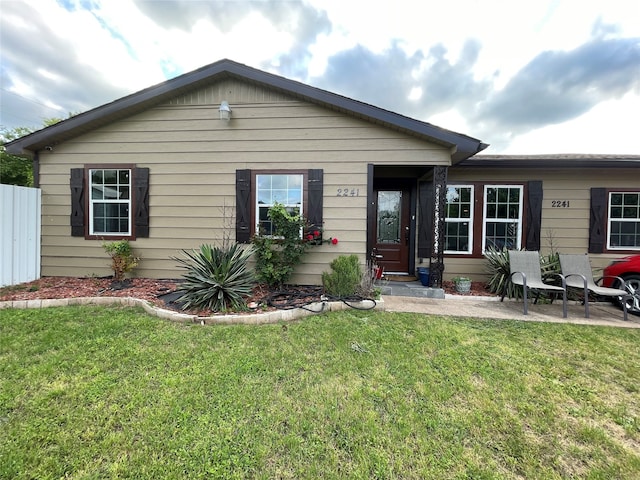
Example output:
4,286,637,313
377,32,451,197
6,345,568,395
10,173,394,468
337,188,360,197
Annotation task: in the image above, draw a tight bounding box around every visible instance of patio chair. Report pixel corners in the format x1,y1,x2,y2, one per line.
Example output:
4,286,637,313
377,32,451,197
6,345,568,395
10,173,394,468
501,250,568,318
559,253,631,321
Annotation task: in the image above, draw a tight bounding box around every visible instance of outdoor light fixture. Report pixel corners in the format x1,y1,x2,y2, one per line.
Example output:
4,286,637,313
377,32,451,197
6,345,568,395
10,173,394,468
219,101,231,121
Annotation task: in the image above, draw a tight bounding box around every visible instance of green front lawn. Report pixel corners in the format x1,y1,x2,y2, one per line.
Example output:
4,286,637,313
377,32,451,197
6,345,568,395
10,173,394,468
1,306,639,479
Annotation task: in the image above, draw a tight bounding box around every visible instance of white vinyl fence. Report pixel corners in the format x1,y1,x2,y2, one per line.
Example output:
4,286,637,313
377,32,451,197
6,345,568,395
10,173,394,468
1,184,41,287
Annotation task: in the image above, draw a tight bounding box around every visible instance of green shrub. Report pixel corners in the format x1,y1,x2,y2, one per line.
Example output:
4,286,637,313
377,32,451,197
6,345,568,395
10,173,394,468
322,254,363,297
102,239,139,282
173,243,255,312
252,203,314,288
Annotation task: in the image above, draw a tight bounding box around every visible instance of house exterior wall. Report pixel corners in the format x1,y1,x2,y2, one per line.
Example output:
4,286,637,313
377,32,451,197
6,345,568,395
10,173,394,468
444,167,640,281
38,78,451,284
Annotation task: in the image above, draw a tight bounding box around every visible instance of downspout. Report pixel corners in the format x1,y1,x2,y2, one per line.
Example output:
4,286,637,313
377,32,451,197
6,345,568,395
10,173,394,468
33,151,40,188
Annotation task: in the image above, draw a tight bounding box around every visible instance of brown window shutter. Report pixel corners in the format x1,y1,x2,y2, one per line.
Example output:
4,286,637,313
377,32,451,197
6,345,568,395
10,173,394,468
70,168,85,237
525,181,543,250
236,169,251,243
589,188,607,253
134,168,150,238
307,169,323,236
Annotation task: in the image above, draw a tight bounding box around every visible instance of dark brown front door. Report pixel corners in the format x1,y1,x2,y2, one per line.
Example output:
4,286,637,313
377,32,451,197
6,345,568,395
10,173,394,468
374,189,411,274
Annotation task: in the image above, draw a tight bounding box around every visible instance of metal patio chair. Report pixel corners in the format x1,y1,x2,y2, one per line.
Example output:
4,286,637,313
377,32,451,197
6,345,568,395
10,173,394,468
501,250,568,318
559,253,632,321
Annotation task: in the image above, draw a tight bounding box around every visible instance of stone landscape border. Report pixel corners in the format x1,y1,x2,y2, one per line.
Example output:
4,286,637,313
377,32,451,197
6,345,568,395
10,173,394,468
0,296,384,325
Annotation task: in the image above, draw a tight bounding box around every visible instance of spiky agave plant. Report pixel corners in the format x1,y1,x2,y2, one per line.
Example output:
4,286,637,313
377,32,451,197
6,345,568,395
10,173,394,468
173,243,255,312
484,246,523,300
485,247,563,301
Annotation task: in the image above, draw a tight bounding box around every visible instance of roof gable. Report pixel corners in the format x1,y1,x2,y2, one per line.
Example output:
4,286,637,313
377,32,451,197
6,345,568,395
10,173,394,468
5,59,487,161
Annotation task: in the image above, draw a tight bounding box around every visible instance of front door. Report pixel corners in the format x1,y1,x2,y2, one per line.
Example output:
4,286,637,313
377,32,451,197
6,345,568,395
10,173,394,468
374,189,411,274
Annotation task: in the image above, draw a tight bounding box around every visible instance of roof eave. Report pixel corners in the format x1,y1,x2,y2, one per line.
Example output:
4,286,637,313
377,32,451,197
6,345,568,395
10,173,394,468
455,154,640,168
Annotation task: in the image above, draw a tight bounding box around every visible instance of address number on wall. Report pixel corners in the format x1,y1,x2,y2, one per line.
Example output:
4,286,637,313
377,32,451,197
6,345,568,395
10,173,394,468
337,188,360,197
551,200,570,208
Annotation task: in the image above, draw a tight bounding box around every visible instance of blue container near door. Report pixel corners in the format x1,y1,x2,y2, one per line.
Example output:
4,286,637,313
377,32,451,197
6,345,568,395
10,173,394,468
417,267,430,286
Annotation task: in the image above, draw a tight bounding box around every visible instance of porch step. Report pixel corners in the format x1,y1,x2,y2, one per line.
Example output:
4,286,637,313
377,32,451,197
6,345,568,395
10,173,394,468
378,280,445,299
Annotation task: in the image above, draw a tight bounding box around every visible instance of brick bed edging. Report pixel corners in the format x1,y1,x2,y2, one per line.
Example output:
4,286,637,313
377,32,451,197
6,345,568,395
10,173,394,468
0,296,384,325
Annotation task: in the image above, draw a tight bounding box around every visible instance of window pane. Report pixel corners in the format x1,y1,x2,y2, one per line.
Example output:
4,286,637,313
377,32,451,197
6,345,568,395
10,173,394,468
447,204,460,218
608,191,640,248
103,170,118,184
271,175,287,189
272,189,288,203
623,206,638,219
486,204,496,218
611,193,623,206
257,175,271,190
91,187,103,200
94,218,105,233
255,174,304,237
377,191,401,244
91,170,103,184
257,190,271,204
103,186,119,199
483,185,522,252
445,186,473,253
89,168,132,235
288,188,302,204
93,203,105,217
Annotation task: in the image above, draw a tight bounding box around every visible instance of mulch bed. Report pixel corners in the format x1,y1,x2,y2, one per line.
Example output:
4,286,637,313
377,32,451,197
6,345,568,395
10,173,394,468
0,277,331,316
1,277,495,317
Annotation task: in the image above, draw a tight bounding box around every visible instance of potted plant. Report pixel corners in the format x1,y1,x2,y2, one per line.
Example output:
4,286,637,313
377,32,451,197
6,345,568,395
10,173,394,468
452,276,472,294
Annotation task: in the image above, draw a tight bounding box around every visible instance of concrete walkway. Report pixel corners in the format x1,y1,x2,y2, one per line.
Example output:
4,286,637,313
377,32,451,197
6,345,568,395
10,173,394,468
383,292,640,328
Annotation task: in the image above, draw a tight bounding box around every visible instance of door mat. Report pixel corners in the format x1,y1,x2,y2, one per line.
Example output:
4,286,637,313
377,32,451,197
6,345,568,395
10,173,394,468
384,275,418,282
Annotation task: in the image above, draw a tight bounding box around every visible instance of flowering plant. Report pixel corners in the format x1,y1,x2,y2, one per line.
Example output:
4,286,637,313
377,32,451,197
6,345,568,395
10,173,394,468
253,203,338,287
304,229,339,246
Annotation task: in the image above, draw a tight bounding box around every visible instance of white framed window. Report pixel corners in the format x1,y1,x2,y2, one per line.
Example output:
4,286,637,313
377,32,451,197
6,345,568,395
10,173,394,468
482,185,523,252
255,174,304,236
89,168,132,236
608,191,640,249
445,185,474,254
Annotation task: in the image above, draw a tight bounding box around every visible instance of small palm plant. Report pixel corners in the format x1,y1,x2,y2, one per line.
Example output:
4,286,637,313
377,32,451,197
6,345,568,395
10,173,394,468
485,246,522,299
173,243,255,312
485,247,563,300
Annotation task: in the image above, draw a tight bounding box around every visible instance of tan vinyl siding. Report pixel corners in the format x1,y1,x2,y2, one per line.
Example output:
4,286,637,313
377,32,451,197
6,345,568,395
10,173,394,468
39,78,450,282
443,167,640,281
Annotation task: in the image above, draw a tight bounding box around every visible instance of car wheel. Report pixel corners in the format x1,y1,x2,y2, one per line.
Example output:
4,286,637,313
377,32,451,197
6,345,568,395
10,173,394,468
612,274,640,317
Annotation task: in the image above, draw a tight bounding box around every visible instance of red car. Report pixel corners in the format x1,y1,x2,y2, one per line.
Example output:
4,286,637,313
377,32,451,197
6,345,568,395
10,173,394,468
602,255,640,316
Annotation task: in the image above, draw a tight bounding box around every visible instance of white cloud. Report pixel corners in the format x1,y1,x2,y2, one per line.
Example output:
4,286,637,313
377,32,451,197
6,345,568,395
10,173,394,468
1,0,639,154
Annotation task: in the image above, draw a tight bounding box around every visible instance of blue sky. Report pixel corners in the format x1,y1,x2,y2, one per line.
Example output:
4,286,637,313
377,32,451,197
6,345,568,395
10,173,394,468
1,0,639,154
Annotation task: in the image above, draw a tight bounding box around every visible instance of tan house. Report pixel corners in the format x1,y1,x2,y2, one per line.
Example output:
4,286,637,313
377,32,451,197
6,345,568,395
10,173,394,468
6,59,640,286
446,154,640,279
